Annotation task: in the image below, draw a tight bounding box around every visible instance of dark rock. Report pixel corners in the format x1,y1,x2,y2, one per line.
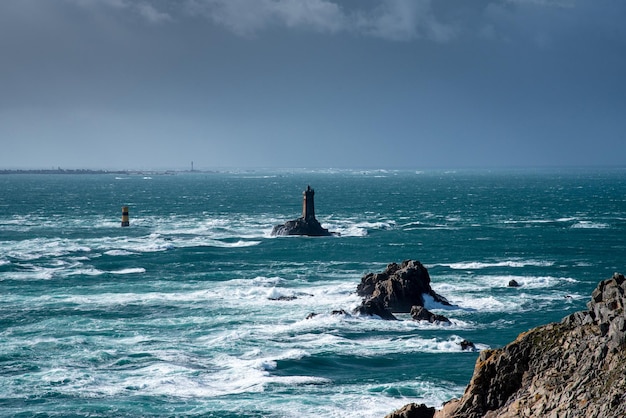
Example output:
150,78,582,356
385,403,435,418
431,272,626,418
271,217,333,237
459,339,476,351
268,295,298,301
508,279,520,287
356,260,451,313
331,309,350,316
410,306,451,324
353,297,397,320
305,312,318,320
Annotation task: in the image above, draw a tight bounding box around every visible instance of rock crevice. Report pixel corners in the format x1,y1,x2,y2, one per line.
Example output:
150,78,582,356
432,272,626,418
354,260,451,319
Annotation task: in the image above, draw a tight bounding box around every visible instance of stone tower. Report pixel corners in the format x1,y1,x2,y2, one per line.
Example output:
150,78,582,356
302,185,315,220
271,185,335,236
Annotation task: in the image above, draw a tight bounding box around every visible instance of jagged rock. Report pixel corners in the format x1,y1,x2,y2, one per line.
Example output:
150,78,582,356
331,309,350,316
508,279,520,287
356,260,451,313
410,306,451,324
430,272,626,418
353,297,397,320
459,339,477,351
271,217,333,236
385,403,435,418
271,185,336,236
268,295,298,301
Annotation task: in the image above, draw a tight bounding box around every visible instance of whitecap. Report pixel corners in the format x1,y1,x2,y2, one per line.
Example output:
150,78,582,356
423,293,458,311
442,260,554,270
571,221,609,229
104,249,135,256
65,268,105,276
331,224,368,237
110,267,146,275
266,287,295,300
210,240,261,248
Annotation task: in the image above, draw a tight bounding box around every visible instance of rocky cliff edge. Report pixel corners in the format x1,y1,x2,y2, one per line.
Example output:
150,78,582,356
387,272,626,418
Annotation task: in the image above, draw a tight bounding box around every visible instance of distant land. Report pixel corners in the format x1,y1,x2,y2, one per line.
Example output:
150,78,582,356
0,168,207,175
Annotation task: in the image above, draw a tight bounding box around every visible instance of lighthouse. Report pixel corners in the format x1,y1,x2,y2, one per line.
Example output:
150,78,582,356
302,185,315,220
271,185,336,236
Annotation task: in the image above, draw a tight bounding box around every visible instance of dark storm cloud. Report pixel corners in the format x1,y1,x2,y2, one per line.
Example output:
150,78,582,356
1,0,624,169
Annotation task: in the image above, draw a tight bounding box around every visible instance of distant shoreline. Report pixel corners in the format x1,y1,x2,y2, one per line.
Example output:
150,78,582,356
0,169,195,175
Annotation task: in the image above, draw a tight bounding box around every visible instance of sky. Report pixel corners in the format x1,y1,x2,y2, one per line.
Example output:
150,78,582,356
1,0,625,170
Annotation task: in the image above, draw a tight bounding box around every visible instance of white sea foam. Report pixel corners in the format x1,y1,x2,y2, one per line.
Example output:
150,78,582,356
571,221,609,229
2,265,61,281
104,249,135,256
434,274,576,296
110,267,146,275
65,267,105,276
442,260,554,270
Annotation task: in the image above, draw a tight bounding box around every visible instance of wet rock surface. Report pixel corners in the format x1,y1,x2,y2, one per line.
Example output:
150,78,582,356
415,272,626,418
410,306,451,324
355,260,451,316
271,217,333,236
384,403,436,418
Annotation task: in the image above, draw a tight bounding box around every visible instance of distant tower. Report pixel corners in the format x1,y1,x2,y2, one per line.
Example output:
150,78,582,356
302,185,315,220
121,206,130,227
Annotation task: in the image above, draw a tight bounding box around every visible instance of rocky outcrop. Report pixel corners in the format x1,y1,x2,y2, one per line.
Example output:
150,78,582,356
353,296,397,320
385,403,436,418
271,217,333,236
411,306,450,324
459,339,477,352
425,272,626,418
355,260,451,316
272,186,336,236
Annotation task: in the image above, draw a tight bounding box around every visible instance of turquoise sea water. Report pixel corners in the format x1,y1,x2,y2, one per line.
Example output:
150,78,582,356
1,169,625,417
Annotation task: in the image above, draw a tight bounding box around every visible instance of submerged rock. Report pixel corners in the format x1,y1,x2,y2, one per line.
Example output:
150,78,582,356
271,185,336,236
459,339,477,352
425,272,626,418
268,295,298,301
508,279,520,287
331,309,350,316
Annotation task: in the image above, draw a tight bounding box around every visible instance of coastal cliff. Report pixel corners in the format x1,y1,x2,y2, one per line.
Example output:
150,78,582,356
387,272,626,418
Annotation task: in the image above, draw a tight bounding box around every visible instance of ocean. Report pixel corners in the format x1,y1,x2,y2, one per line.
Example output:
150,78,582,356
1,168,625,417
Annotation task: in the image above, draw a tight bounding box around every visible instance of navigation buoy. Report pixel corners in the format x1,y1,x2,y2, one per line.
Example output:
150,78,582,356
121,206,130,227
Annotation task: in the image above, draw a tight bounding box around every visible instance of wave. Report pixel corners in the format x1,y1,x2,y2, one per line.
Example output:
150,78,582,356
104,249,135,256
324,219,395,237
110,268,146,275
570,221,609,229
440,260,554,270
65,267,105,276
1,238,93,261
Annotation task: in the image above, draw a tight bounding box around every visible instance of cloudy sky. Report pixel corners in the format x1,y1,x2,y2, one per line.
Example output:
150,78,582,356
1,0,625,170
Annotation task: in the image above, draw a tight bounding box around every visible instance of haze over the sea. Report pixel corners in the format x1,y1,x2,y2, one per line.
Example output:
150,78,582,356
1,0,625,171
